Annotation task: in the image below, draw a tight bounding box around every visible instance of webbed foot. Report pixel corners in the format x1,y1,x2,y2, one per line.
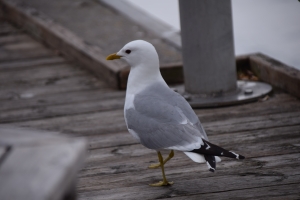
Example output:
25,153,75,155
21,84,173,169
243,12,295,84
149,180,174,187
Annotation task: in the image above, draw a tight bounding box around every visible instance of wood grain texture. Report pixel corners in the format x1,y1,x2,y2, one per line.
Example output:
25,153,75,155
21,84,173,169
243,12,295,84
2,0,300,99
0,75,109,101
0,63,88,85
250,53,300,98
0,126,87,200
0,20,300,199
0,33,54,62
0,33,32,45
157,183,300,200
0,21,22,35
0,56,66,71
0,0,121,88
0,89,123,111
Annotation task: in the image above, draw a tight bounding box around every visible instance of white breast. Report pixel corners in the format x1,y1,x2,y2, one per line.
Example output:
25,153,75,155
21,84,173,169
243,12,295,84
124,93,135,131
124,94,135,110
124,94,142,142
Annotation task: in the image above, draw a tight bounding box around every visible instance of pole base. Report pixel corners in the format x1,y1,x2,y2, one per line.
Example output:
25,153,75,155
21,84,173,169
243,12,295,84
174,81,272,108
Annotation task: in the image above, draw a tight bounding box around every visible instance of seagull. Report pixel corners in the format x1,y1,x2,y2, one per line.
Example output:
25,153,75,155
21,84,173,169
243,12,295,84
107,40,245,186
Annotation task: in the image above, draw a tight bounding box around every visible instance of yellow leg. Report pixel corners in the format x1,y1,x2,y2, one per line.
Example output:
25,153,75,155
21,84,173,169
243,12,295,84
149,151,174,186
148,150,174,169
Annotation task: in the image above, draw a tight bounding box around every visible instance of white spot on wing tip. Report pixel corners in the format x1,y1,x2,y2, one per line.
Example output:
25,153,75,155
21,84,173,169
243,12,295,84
229,151,239,159
206,161,215,171
205,142,211,150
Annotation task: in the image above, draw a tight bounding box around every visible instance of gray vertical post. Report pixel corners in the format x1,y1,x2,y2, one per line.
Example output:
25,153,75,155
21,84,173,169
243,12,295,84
177,0,272,107
179,0,236,95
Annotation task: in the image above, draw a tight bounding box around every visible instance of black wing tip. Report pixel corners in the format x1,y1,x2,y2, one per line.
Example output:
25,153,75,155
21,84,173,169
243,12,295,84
239,155,245,159
209,168,215,172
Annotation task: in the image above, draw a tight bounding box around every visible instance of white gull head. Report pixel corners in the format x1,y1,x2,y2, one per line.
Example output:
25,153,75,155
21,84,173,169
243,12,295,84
107,40,167,95
117,40,159,69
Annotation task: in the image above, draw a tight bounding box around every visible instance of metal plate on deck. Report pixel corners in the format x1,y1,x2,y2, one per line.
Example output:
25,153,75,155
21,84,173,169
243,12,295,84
175,81,272,108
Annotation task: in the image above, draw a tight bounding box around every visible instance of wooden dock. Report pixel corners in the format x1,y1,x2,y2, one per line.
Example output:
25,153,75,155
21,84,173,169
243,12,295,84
1,21,300,199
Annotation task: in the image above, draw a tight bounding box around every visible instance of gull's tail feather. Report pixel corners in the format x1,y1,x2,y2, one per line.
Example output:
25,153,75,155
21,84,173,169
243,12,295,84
204,154,216,172
190,139,245,172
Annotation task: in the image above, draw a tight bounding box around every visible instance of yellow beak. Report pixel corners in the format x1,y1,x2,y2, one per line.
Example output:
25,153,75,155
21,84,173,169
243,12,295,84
106,53,122,60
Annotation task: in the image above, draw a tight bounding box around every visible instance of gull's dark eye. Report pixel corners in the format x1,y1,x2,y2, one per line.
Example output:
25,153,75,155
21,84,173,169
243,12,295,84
125,50,131,54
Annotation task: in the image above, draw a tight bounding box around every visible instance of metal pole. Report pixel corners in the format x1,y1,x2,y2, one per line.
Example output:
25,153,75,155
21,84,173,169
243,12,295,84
179,0,236,95
178,0,272,107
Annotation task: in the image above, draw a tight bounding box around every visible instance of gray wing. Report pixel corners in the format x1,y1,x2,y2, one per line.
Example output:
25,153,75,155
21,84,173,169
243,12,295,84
125,83,208,151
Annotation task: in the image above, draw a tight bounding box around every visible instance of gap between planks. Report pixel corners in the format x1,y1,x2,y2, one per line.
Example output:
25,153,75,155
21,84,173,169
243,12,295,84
0,63,90,85
156,183,300,200
3,92,299,124
0,91,294,113
0,56,67,71
79,126,300,179
0,89,124,111
0,75,111,101
81,132,300,170
82,124,300,150
77,165,300,200
77,153,300,192
11,109,300,137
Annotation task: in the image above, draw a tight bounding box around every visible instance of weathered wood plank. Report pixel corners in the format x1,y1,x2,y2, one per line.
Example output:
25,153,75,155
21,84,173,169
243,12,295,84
83,131,135,150
77,135,300,184
0,126,87,200
0,56,66,71
14,109,300,136
0,96,125,123
2,1,300,98
0,45,53,62
84,124,300,150
158,183,300,200
2,40,44,50
203,111,300,134
194,93,298,121
79,150,300,182
0,89,289,119
76,126,300,183
0,22,22,35
80,133,300,174
0,75,109,101
1,86,298,127
0,33,33,45
2,91,297,126
250,53,300,98
0,18,299,200
0,125,65,145
0,89,122,111
14,109,126,135
0,0,121,88
0,63,88,85
78,153,300,192
0,32,55,62
77,165,300,200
